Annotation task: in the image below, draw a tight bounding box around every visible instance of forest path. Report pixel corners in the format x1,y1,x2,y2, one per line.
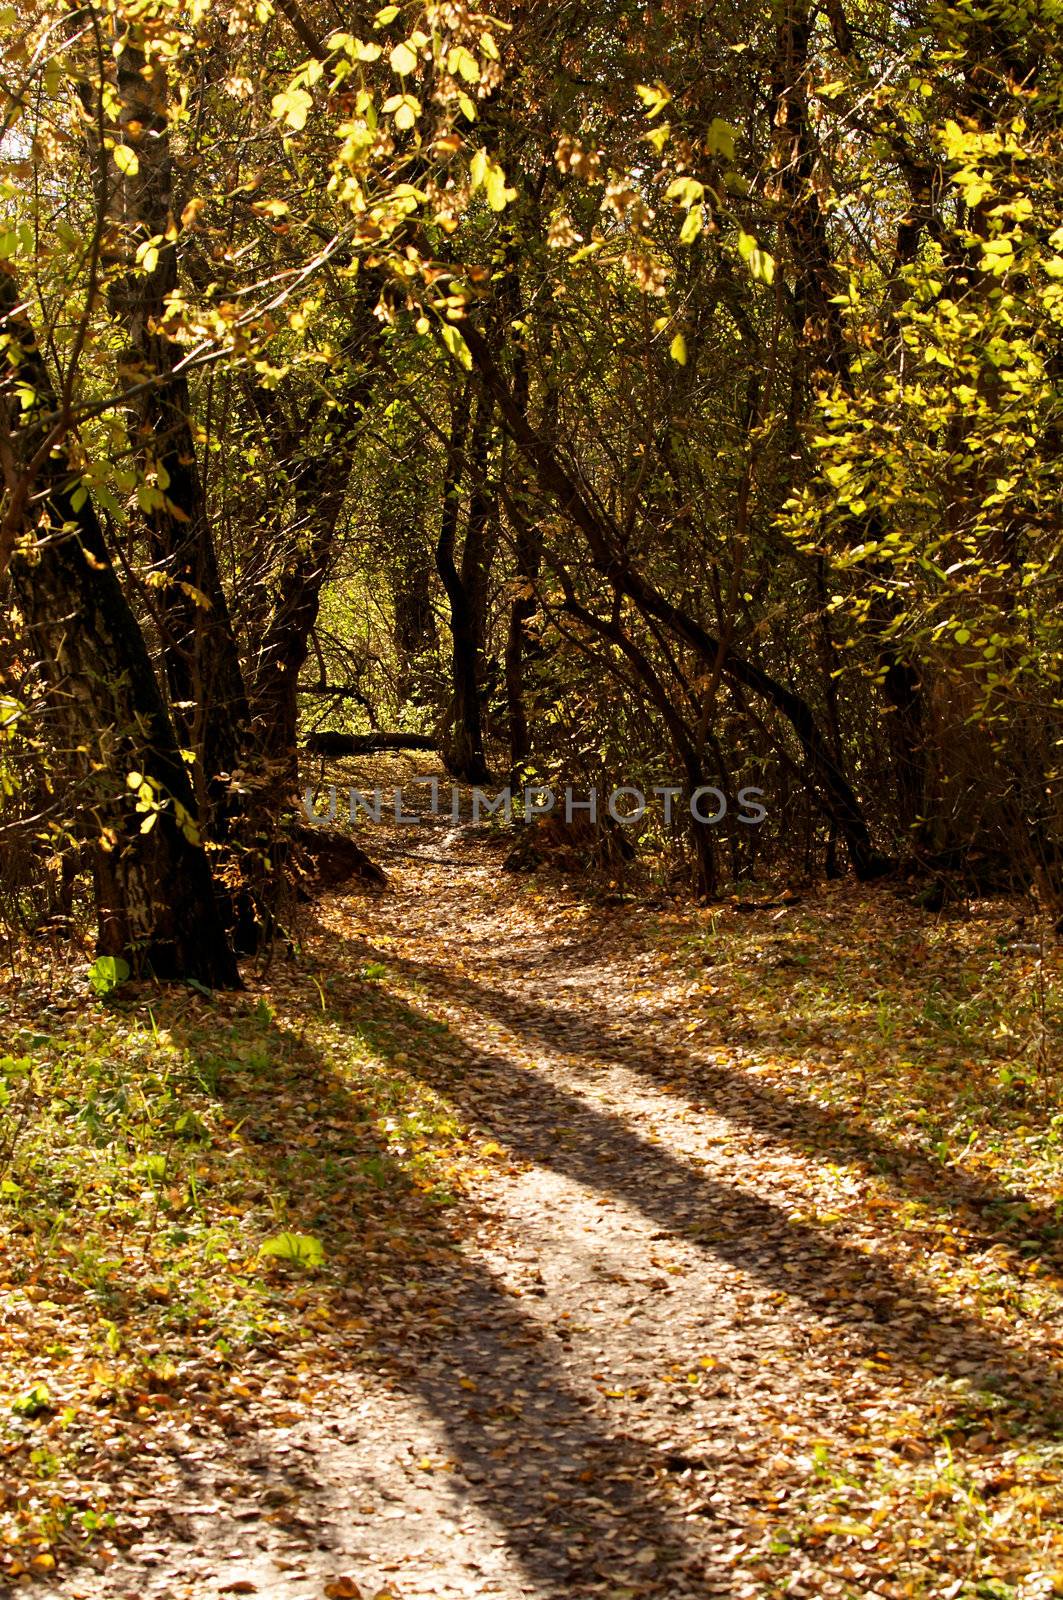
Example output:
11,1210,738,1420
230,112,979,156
54,799,1057,1600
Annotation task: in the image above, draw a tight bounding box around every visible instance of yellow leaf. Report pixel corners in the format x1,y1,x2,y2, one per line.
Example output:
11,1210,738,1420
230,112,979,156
636,82,671,118
390,40,418,75
670,332,687,365
737,227,775,284
382,92,420,130
679,204,703,244
113,144,139,176
484,159,515,211
447,45,480,84
271,88,312,130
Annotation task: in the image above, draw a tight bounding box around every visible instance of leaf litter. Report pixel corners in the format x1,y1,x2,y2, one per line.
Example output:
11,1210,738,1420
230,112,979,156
0,778,1061,1599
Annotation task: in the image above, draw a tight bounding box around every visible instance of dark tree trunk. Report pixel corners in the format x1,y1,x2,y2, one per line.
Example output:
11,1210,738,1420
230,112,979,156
436,396,491,784
0,273,239,986
392,540,436,703
251,463,345,787
879,646,926,837
682,759,719,899
557,580,719,897
110,44,249,831
247,299,384,794
772,0,850,382
502,342,548,782
772,15,929,851
462,320,888,880
505,559,538,780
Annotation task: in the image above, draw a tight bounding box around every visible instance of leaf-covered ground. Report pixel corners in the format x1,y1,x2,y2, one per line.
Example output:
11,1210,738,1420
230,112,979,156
1,776,1061,1598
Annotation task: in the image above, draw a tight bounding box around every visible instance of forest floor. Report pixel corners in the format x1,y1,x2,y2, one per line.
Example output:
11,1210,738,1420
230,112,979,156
1,760,1062,1599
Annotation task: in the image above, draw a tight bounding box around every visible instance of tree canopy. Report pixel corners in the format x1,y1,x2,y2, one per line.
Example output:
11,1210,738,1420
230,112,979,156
1,0,1061,962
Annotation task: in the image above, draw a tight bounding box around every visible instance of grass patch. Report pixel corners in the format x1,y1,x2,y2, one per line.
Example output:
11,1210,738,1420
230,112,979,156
0,958,474,1578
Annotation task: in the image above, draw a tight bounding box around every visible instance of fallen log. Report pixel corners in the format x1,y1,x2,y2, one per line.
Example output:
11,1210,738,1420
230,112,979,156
299,686,376,698
305,731,437,756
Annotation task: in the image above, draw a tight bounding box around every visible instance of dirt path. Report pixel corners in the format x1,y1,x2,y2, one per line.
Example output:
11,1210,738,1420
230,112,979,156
50,808,1058,1600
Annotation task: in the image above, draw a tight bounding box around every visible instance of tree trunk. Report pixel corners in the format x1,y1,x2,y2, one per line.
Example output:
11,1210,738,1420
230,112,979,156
247,299,385,793
505,560,538,779
462,320,888,879
436,395,491,783
503,378,548,782
110,43,249,830
0,272,239,985
251,460,346,788
392,539,436,703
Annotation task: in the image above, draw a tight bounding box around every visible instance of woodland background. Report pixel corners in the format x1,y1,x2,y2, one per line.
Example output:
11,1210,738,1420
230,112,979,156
1,5,1063,1594
0,0,1061,970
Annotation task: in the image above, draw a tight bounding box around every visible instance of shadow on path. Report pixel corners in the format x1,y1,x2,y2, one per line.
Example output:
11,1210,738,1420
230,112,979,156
153,1000,720,1599
321,963,1061,1444
383,940,1063,1273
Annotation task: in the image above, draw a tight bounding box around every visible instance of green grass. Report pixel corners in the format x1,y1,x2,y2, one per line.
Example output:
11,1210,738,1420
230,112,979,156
0,961,475,1578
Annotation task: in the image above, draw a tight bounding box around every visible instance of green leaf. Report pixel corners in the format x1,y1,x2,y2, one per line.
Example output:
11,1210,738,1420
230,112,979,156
113,144,139,176
94,483,122,517
382,92,420,130
635,82,671,119
13,1382,51,1418
88,956,130,997
468,148,514,209
448,44,481,83
706,117,737,161
484,159,515,211
135,238,160,274
440,321,473,370
259,1232,326,1270
665,176,704,206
